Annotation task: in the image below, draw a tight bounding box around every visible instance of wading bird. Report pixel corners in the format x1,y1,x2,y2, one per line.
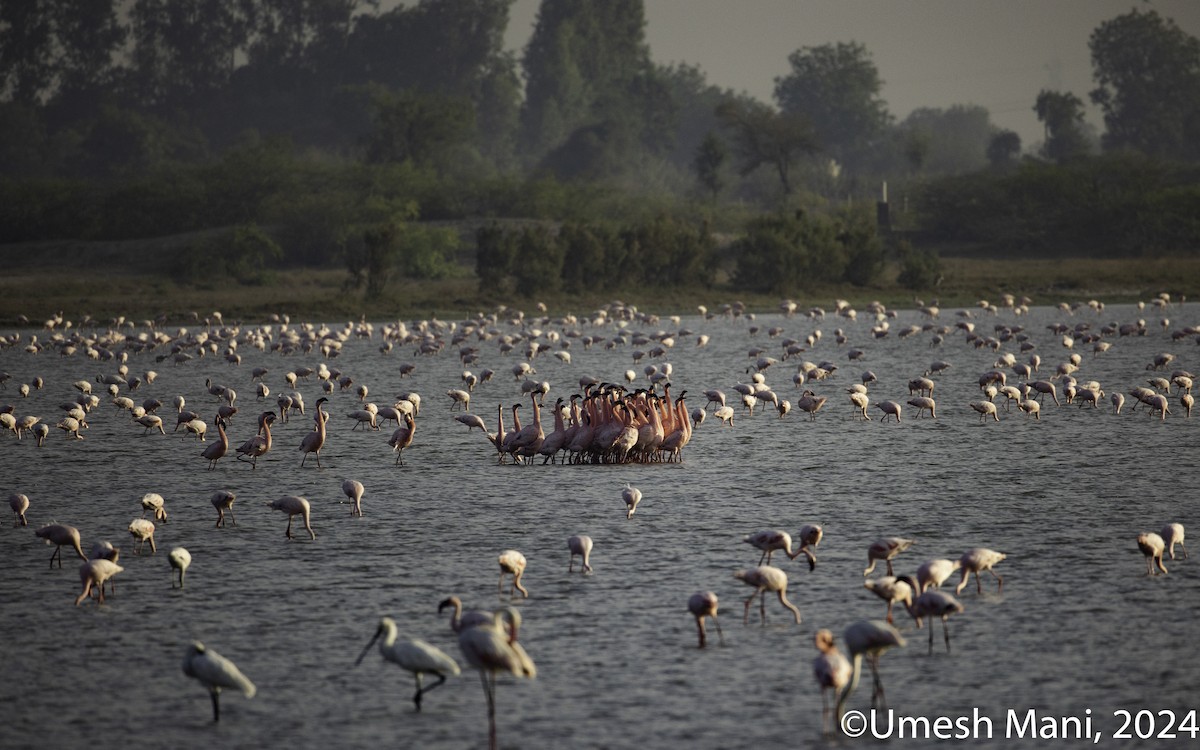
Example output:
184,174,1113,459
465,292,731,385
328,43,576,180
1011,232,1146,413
687,591,724,648
354,616,461,712
733,565,802,624
182,642,256,722
268,496,316,540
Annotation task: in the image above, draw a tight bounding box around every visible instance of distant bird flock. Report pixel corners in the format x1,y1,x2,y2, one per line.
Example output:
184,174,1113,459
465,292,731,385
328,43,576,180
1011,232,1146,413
1,291,1193,743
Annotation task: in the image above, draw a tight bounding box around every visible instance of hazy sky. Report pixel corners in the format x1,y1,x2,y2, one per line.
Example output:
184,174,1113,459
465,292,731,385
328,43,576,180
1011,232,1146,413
504,0,1200,149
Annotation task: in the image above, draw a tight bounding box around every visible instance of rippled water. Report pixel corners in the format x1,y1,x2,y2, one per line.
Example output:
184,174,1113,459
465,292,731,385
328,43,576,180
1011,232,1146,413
1,303,1197,749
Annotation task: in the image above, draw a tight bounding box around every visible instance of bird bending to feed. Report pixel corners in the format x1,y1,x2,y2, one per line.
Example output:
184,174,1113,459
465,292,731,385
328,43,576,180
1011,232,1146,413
1138,533,1168,575
622,484,642,518
10,493,30,526
1162,523,1187,560
863,576,914,624
956,548,1006,594
498,549,528,598
916,558,962,592
687,591,724,648
127,518,157,554
743,529,796,565
268,496,316,540
438,596,495,633
567,535,593,573
812,629,852,735
836,620,906,715
182,642,256,722
863,537,915,576
342,479,365,517
36,524,86,568
211,490,236,527
733,565,802,624
170,547,191,588
456,607,535,750
354,616,461,712
140,492,168,523
797,524,823,571
76,558,124,606
908,588,964,654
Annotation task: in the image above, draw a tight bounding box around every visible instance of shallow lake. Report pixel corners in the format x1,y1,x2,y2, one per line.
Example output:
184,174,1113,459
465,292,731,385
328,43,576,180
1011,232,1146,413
1,300,1196,749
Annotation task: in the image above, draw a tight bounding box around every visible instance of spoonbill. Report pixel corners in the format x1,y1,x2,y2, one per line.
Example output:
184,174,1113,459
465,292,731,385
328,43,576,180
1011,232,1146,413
687,591,724,648
170,547,192,588
182,642,256,722
354,616,461,712
567,535,593,573
268,496,316,540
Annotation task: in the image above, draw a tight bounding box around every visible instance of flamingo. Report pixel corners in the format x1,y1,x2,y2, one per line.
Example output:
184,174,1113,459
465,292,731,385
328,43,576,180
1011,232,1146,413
956,548,1006,594
298,396,330,468
388,412,416,465
170,547,192,588
354,616,461,712
35,524,86,568
456,607,536,750
140,492,168,523
1162,523,1187,560
733,565,802,624
498,550,528,598
812,629,853,735
796,524,823,571
863,537,915,576
201,415,230,469
182,642,256,722
1138,532,1168,575
970,400,999,422
907,588,964,654
10,493,29,526
622,484,642,518
343,479,365,517
849,391,871,420
454,413,487,432
76,558,124,606
835,620,906,715
235,411,276,468
714,405,735,426
743,529,796,565
875,401,902,422
567,535,593,573
916,558,962,592
438,596,495,633
268,496,316,540
211,490,236,528
128,518,157,554
863,576,914,624
687,591,724,648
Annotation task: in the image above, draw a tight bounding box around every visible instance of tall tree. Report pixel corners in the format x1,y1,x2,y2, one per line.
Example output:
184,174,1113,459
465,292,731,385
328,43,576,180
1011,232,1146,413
716,97,819,196
773,41,891,172
986,130,1022,169
1034,89,1090,163
519,0,660,167
692,131,727,202
1089,8,1200,160
0,0,56,104
901,105,993,175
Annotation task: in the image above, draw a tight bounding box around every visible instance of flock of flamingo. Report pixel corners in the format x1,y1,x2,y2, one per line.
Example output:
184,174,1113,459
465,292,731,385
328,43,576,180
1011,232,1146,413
1,291,1193,744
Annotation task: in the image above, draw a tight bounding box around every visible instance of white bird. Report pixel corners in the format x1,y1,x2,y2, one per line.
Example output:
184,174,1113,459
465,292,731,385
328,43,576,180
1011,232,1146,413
742,529,796,565
75,558,124,606
796,524,823,571
498,549,528,598
128,518,157,554
10,492,30,526
1158,522,1185,561
916,558,962,592
687,591,724,648
863,576,913,624
970,400,999,422
714,405,735,426
835,620,906,715
875,400,902,422
863,537,915,576
36,524,86,568
567,534,593,573
354,616,461,712
343,479,365,517
438,596,495,634
622,484,642,518
908,588,965,654
268,496,316,540
170,547,192,588
1138,532,1168,575
140,492,168,523
182,642,256,722
733,565,802,624
812,629,853,734
456,607,536,750
956,548,1006,594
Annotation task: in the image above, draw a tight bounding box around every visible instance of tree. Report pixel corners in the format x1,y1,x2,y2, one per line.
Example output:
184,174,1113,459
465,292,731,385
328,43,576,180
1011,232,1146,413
692,131,727,201
901,105,993,175
987,130,1022,169
0,0,55,104
773,41,891,171
716,97,819,197
1089,8,1200,160
361,85,475,168
1034,90,1090,163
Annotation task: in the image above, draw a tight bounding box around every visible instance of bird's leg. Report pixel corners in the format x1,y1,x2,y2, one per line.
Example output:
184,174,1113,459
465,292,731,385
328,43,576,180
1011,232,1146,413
803,547,817,572
928,623,934,655
211,689,221,722
742,594,754,625
976,574,983,595
50,546,61,569
413,673,424,712
285,516,294,539
695,618,706,648
990,569,1004,592
886,602,894,624
885,560,894,576
942,618,951,653
228,509,236,527
759,590,767,625
712,615,725,646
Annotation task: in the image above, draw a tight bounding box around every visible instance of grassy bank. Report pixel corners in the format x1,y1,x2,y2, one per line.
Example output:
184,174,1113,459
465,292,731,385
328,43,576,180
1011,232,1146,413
2,239,1198,324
